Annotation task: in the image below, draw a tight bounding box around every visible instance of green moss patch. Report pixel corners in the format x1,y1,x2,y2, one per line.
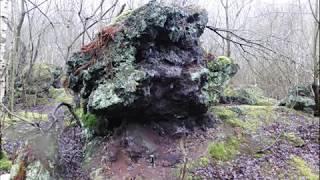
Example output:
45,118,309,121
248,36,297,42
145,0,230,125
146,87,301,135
75,109,97,129
282,132,305,147
223,86,237,97
24,95,50,106
211,106,237,120
212,105,274,132
3,112,48,125
49,87,73,104
205,55,238,104
18,112,48,121
216,56,233,65
221,86,278,106
290,156,319,180
174,156,210,180
208,137,240,161
0,152,12,171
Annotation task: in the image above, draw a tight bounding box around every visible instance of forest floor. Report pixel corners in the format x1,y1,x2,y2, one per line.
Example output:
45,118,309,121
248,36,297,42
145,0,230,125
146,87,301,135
1,103,319,179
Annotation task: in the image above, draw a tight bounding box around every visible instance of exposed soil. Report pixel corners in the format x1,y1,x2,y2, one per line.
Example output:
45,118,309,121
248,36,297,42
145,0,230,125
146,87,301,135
1,105,319,179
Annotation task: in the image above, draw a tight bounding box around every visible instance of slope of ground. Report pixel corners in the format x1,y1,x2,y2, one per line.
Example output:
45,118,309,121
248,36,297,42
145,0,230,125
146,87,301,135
79,105,319,179
1,104,319,179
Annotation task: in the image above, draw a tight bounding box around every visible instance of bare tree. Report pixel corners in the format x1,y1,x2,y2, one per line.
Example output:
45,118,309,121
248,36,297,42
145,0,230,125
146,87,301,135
0,0,12,157
0,0,10,103
8,0,26,112
308,0,319,115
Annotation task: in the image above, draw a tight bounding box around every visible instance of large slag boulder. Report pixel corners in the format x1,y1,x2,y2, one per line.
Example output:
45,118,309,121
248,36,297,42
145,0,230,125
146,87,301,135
14,63,63,106
65,2,237,135
280,85,315,114
21,64,62,93
220,86,277,106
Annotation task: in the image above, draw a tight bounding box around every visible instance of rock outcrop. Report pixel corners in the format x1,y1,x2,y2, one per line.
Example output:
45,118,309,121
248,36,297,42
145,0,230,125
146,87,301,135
205,56,238,104
280,85,315,114
220,86,277,106
14,63,63,106
65,2,237,135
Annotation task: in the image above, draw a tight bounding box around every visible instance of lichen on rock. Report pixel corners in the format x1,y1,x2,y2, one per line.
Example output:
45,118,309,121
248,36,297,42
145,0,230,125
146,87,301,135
65,2,216,134
204,56,239,104
10,147,54,180
220,86,277,105
280,85,316,114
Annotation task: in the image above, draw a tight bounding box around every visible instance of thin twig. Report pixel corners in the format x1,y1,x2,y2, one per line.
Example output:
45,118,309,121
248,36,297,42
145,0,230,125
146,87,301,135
256,131,283,153
67,0,119,50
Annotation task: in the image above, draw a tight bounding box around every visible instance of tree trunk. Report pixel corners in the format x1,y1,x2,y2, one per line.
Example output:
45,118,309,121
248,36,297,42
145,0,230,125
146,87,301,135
9,0,25,112
0,0,11,155
312,0,319,116
225,0,231,57
220,0,231,57
0,0,10,103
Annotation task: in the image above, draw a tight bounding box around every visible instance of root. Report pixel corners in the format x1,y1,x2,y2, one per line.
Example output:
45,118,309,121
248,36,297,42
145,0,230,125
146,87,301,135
73,57,97,76
49,102,82,130
78,25,120,69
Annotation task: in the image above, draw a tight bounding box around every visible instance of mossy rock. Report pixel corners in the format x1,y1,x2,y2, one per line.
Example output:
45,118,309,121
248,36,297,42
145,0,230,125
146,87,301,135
223,86,237,97
10,147,55,180
221,86,277,106
111,10,133,24
49,87,73,104
10,160,52,180
205,56,239,104
66,2,213,134
24,94,50,106
216,56,232,65
22,63,57,93
211,105,274,132
17,63,62,106
280,84,315,114
23,64,53,83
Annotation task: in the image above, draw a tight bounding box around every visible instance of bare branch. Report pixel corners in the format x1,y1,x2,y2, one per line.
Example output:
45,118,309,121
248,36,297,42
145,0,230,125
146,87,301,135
66,0,119,59
0,102,40,128
308,0,320,23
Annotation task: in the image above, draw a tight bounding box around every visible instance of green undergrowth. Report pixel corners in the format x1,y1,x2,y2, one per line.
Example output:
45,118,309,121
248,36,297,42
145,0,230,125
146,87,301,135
290,156,319,180
75,109,97,129
208,136,241,161
18,112,48,121
3,112,48,125
49,87,73,104
174,156,210,180
221,86,278,106
24,95,50,106
211,105,274,132
0,152,12,171
282,132,305,147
